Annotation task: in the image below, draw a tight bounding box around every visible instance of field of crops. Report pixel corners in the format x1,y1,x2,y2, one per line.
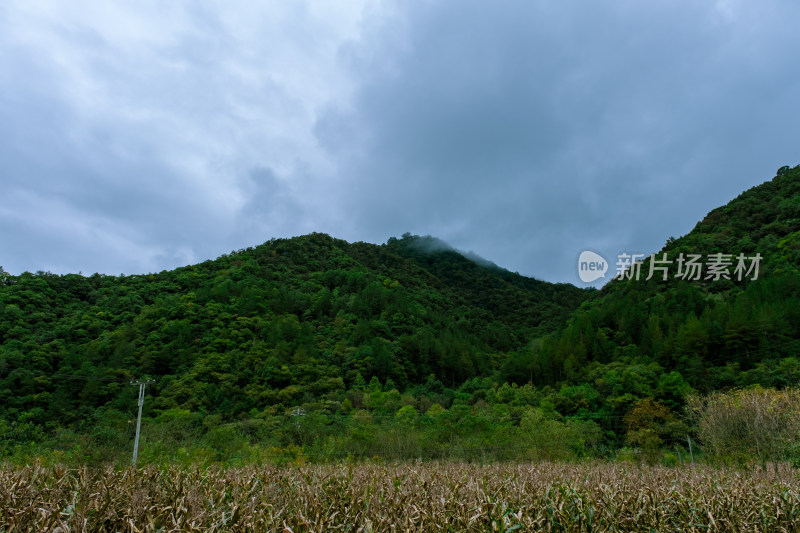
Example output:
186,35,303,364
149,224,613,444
2,461,800,532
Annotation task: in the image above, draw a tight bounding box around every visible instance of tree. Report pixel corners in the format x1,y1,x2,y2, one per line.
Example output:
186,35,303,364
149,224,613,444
624,398,688,464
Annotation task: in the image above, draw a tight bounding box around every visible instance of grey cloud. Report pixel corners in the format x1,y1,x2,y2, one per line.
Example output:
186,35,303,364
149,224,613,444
0,2,359,275
318,0,800,283
1,1,799,284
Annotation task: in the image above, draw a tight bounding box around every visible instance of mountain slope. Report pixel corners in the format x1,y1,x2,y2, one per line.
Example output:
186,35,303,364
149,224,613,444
506,164,800,397
0,232,588,425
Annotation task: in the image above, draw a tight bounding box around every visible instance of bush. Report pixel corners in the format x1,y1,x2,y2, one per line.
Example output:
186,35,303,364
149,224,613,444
688,386,800,468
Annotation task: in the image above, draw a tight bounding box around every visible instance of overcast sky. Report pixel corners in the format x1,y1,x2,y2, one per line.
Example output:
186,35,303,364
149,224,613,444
1,1,799,285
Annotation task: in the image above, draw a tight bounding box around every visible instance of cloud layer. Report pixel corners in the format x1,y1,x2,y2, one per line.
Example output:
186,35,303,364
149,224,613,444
1,1,799,283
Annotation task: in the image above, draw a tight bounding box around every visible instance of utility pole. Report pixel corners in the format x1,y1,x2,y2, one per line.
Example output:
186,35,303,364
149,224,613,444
131,379,155,467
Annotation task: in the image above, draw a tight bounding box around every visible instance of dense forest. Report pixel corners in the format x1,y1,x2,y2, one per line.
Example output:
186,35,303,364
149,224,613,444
1,164,799,465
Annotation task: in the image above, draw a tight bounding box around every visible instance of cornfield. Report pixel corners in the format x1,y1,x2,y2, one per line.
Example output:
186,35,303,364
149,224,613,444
2,462,799,532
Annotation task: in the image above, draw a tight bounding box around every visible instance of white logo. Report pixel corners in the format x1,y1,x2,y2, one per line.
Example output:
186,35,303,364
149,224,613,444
578,250,608,283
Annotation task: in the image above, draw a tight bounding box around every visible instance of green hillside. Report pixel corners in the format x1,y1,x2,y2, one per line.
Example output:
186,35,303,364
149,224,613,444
502,164,800,405
1,163,799,465
0,231,591,463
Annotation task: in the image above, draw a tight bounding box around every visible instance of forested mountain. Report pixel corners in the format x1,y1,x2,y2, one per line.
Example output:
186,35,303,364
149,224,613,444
0,232,586,433
1,163,799,465
502,164,800,397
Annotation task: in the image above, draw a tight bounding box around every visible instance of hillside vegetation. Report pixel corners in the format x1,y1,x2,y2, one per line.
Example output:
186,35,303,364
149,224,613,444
1,164,800,464
0,230,589,462
511,164,800,392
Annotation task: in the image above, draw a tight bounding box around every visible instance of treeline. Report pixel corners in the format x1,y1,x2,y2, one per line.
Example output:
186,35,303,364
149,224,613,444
4,377,798,470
